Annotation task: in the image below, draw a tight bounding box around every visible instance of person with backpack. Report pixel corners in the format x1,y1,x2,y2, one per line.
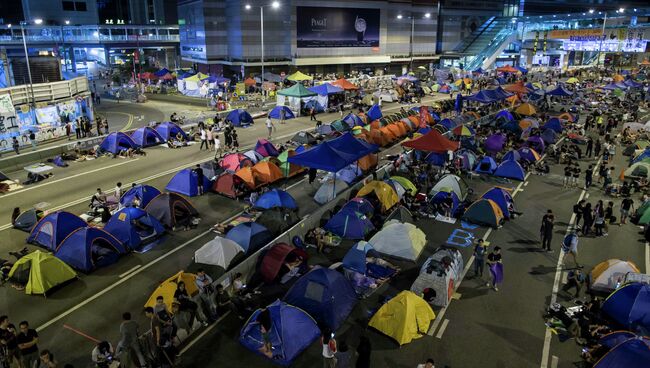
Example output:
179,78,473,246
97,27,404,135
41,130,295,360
561,231,581,268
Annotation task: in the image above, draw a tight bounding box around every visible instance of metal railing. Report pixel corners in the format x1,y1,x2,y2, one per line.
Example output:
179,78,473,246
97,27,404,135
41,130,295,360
0,24,179,45
0,77,89,105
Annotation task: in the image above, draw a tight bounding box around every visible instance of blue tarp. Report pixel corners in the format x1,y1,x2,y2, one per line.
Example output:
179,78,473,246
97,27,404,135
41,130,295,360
367,104,383,121
104,207,164,250
494,160,526,181
55,227,126,272
239,300,320,366
268,106,295,120
328,132,379,157
120,184,161,208
546,85,573,96
283,268,357,330
155,122,187,141
27,211,87,251
603,282,650,334
324,211,374,240
288,141,363,172
254,189,297,210
225,222,273,253
227,109,254,126
165,169,212,197
309,83,344,95
482,187,514,219
475,156,498,174
131,127,164,147
99,132,138,154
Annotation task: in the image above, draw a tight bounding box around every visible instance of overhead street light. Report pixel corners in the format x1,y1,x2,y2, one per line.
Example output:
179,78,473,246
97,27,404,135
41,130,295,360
64,20,70,25
245,2,281,103
19,21,35,106
589,9,595,14
397,14,403,19
424,13,431,18
34,19,43,25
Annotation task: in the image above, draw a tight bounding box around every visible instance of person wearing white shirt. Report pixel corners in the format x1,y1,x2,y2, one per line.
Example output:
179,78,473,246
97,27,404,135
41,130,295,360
114,182,123,200
416,358,435,368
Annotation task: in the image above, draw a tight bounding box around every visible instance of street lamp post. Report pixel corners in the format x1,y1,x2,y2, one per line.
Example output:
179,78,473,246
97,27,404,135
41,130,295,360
19,21,36,106
596,11,608,67
398,12,431,72
246,1,280,104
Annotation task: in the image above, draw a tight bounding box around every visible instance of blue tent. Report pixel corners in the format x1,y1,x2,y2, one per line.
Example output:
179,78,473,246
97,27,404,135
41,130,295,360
546,85,573,96
501,120,522,135
340,198,374,217
624,79,643,88
518,147,540,162
227,109,254,127
120,184,161,208
343,113,364,127
155,122,187,141
304,100,325,113
130,127,164,147
425,152,446,166
431,190,460,214
335,164,363,184
494,160,526,181
417,126,432,135
482,187,514,219
324,211,374,240
594,331,650,368
288,141,363,172
104,207,165,250
27,211,87,251
633,149,650,164
225,222,273,253
516,66,528,74
239,300,320,366
495,110,514,122
283,268,357,330
328,132,379,157
268,106,295,120
165,168,212,197
465,90,495,104
309,83,344,95
367,104,383,121
475,156,498,174
254,189,297,210
154,68,171,77
502,150,522,162
99,132,138,154
543,118,563,133
603,282,650,333
52,156,68,167
55,227,126,272
316,124,334,136
541,129,557,144
438,118,456,130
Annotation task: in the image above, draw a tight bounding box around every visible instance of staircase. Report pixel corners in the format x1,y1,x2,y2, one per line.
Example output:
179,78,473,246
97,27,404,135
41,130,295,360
452,17,519,71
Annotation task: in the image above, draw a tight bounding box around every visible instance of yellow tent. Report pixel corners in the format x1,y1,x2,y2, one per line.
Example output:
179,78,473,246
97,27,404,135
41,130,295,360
145,271,198,310
8,250,77,295
566,77,579,84
357,181,399,211
613,74,624,82
286,71,313,81
389,176,417,195
515,103,536,116
369,291,435,345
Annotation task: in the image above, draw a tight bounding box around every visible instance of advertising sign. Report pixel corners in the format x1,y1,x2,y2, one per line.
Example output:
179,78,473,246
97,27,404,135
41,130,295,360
0,94,19,147
296,7,380,48
549,29,603,39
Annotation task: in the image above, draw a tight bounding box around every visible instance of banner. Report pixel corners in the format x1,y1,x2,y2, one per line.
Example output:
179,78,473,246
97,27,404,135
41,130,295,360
548,29,603,39
0,94,19,147
296,7,380,48
35,106,60,126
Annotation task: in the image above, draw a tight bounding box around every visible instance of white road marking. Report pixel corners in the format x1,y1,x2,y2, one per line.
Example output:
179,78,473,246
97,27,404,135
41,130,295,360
646,242,649,273
178,311,231,355
551,355,559,368
435,319,450,339
118,265,141,278
428,306,447,336
560,271,567,285
524,181,529,187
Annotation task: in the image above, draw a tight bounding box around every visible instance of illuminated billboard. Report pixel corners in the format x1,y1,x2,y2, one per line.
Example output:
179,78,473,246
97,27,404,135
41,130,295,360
296,7,380,48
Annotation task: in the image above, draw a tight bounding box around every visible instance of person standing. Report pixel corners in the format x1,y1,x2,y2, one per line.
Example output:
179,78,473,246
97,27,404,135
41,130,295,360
321,330,337,368
96,118,102,136
486,246,503,291
65,122,71,140
563,163,572,188
572,163,581,188
573,200,585,229
103,119,109,135
231,130,239,151
584,165,593,189
28,131,36,151
561,231,580,268
16,321,38,368
540,210,555,252
620,197,634,225
74,118,81,139
194,164,204,195
473,239,486,279
114,182,123,200
0,316,20,368
594,139,601,158
224,126,232,151
310,107,317,121
280,107,286,124
335,340,352,368
265,117,274,139
199,128,208,151
213,131,222,158
116,312,146,368
206,127,213,151
11,137,19,155
585,137,593,158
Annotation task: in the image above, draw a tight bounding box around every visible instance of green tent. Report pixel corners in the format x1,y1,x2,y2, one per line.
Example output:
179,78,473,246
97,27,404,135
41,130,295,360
276,84,318,98
331,120,350,132
624,162,650,179
9,250,77,295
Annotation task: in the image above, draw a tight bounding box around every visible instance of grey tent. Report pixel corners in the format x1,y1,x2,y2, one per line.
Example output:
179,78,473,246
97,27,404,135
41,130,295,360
386,206,414,224
256,208,300,236
14,209,43,232
0,170,9,181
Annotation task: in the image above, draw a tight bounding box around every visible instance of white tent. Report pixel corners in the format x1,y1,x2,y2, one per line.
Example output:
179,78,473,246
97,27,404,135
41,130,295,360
369,221,426,261
430,174,469,200
314,179,348,205
590,259,640,292
194,236,244,269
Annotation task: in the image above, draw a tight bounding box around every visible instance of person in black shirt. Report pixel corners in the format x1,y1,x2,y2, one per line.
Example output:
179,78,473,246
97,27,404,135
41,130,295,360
0,316,20,368
585,165,593,189
620,197,634,224
194,164,204,195
540,210,555,252
16,321,38,368
563,164,572,188
572,163,581,188
486,246,503,291
573,200,585,228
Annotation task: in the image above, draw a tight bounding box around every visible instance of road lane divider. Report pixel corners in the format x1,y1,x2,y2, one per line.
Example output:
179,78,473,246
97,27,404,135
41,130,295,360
435,319,450,339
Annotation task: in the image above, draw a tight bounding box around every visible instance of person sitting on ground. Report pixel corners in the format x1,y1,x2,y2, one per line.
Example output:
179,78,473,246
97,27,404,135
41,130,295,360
91,341,116,368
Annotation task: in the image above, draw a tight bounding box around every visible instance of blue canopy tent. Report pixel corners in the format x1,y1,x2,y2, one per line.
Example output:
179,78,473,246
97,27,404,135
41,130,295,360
130,127,164,147
55,227,126,272
465,90,495,104
594,331,650,368
482,187,514,219
227,109,254,127
602,282,650,333
283,268,357,331
475,156,498,174
225,222,273,253
503,150,522,162
104,207,165,250
546,85,573,96
343,113,364,127
367,104,383,121
99,132,138,154
495,110,514,121
340,198,374,217
239,300,320,366
544,118,563,133
254,189,298,210
494,160,526,181
268,106,295,120
324,210,374,240
328,132,379,157
438,118,457,130
120,184,161,208
288,141,363,172
27,211,87,251
309,83,344,96
155,122,187,141
154,68,171,77
165,168,212,197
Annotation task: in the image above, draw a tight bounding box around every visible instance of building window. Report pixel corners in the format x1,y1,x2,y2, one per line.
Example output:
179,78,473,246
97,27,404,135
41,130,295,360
75,2,87,11
62,1,74,11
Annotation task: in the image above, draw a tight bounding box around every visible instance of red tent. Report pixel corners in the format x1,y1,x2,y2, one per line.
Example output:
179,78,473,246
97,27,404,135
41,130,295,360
496,65,520,73
212,173,241,198
331,78,359,90
401,130,460,153
503,81,529,94
259,243,308,283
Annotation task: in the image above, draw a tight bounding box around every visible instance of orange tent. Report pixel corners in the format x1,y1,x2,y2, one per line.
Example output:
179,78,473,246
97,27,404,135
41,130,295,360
386,124,404,138
357,114,369,125
506,94,519,106
244,77,257,86
515,103,536,116
613,74,624,82
497,65,520,73
640,60,650,66
558,112,574,122
369,120,385,130
252,161,283,184
408,115,426,128
331,78,359,90
397,121,412,133
369,129,392,146
503,81,529,94
464,111,481,120
234,167,264,189
357,153,378,171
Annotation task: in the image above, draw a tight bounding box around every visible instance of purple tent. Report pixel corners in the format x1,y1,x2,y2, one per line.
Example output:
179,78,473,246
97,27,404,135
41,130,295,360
485,134,506,153
526,136,545,153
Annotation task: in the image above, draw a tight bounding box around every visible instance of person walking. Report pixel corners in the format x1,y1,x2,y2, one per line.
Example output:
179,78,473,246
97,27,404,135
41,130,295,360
11,137,20,155
584,165,593,189
116,312,147,368
199,128,208,151
206,127,213,151
310,107,317,121
540,210,555,252
214,131,222,158
486,246,503,291
265,117,274,139
620,197,634,225
561,231,581,268
16,321,38,368
224,126,232,151
573,200,585,229
593,201,606,237
472,239,486,279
